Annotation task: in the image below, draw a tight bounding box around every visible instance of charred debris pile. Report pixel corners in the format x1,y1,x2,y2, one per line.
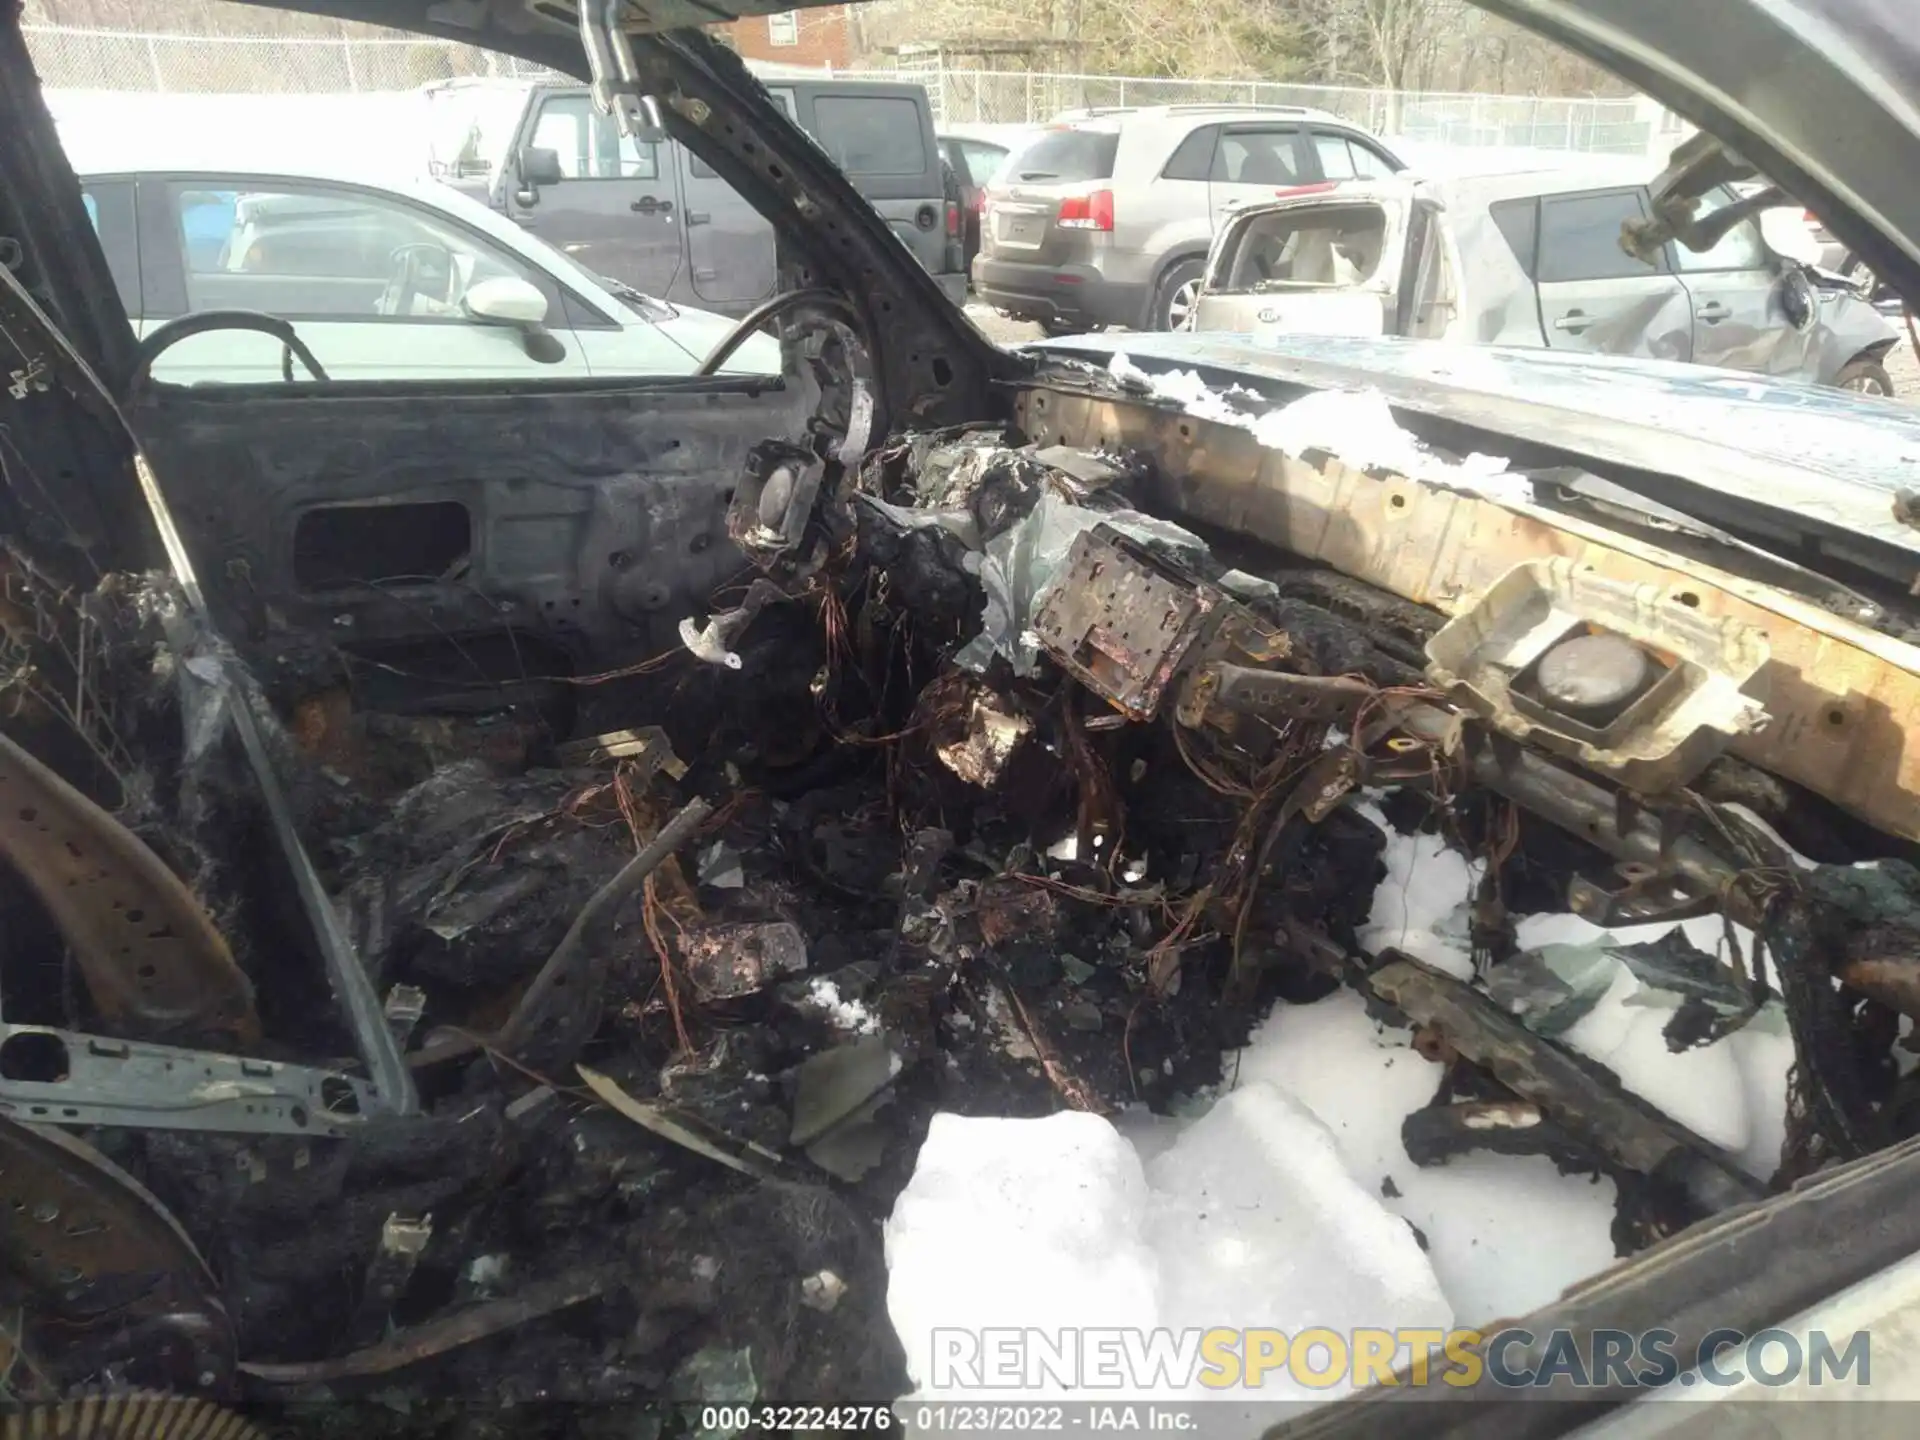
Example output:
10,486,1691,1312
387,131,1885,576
2,421,1920,1431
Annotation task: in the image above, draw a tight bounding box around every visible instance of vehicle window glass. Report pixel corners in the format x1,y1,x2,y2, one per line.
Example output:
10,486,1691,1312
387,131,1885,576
1312,133,1356,181
167,181,548,324
812,96,928,177
1008,129,1119,183
80,182,140,316
529,94,659,180
1537,189,1663,282
1348,139,1397,179
1220,204,1387,289
1489,197,1538,278
1212,129,1302,187
1161,127,1217,182
960,140,1010,185
1672,186,1769,271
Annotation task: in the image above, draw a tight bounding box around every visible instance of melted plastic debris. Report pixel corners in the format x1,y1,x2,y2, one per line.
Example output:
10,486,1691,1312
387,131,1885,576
1511,911,1791,1176
1354,806,1790,1177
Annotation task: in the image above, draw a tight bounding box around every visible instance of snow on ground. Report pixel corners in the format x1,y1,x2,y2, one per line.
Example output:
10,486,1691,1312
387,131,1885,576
884,800,1793,1410
885,1093,1453,1408
1357,826,1485,981
1231,987,1621,1327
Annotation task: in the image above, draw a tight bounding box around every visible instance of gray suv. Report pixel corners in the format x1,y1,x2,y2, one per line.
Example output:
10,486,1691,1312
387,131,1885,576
973,105,1408,334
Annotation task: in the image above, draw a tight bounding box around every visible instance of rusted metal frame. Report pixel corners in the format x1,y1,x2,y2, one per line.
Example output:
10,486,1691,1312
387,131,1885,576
1365,951,1766,1218
0,731,257,1042
0,1116,234,1392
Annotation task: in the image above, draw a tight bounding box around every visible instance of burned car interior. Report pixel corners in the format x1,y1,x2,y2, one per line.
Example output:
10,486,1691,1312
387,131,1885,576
10,0,1920,1434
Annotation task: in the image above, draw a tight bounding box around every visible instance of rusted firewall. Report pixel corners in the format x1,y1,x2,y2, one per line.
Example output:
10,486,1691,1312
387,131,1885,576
0,732,258,1043
1017,384,1920,841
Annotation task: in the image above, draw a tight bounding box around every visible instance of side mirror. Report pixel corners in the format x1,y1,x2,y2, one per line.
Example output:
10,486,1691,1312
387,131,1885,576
463,277,549,326
462,277,567,363
519,145,564,189
1778,267,1818,333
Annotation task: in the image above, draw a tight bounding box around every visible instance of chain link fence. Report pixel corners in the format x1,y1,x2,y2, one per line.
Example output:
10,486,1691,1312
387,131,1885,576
867,64,1664,154
24,21,556,92
24,21,1668,155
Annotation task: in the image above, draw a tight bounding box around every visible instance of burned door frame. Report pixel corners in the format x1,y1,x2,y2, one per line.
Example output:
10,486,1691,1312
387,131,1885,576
131,375,813,705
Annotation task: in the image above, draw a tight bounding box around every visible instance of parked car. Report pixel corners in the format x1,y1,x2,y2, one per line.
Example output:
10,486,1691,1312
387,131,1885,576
423,75,968,315
938,124,1042,190
61,142,781,385
973,104,1409,334
1191,166,1900,393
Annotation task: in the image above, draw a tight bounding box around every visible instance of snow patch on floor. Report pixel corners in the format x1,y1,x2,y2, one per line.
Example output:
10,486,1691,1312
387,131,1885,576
1233,987,1621,1326
1358,828,1483,980
1106,354,1533,506
886,1093,1452,1407
884,811,1795,1409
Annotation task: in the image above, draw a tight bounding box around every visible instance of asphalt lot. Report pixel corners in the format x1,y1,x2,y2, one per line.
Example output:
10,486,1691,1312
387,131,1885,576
966,303,1920,405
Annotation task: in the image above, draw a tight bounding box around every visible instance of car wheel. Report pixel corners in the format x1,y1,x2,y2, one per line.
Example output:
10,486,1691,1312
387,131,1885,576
1833,358,1895,397
1150,259,1206,332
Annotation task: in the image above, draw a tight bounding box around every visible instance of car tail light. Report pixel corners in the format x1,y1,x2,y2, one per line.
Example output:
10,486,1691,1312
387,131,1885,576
1058,189,1114,231
947,200,961,237
1274,181,1339,198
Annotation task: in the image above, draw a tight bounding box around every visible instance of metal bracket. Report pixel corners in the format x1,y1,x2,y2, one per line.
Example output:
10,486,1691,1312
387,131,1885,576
1567,861,1719,928
7,354,48,399
0,1024,376,1137
578,0,666,142
1176,665,1374,730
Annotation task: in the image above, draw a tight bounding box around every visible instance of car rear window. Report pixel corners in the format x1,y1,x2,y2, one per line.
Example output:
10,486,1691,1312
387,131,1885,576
1005,129,1119,184
812,95,928,177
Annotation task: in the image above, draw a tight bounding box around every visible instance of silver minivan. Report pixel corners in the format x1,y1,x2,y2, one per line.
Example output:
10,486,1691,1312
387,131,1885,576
1189,165,1901,393
972,105,1407,335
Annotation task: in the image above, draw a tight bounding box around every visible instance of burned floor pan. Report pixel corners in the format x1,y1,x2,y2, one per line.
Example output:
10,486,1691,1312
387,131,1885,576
1,399,1919,1433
